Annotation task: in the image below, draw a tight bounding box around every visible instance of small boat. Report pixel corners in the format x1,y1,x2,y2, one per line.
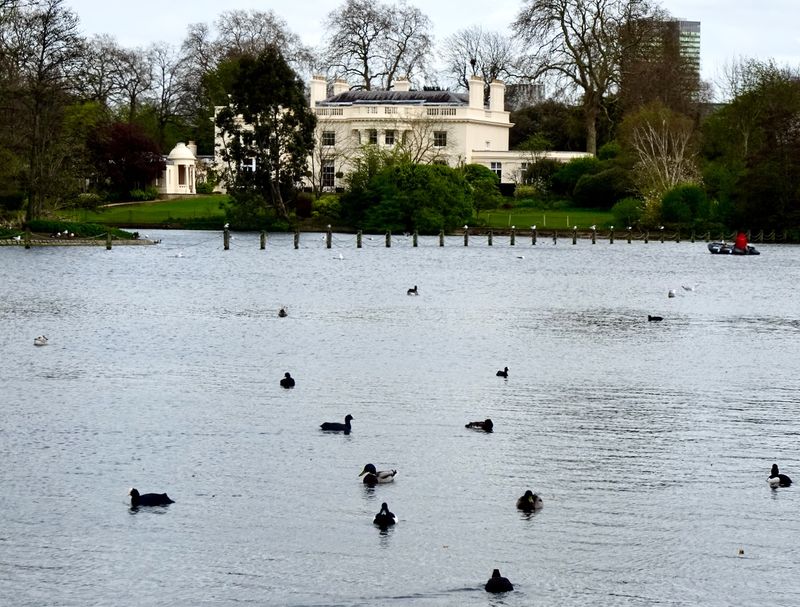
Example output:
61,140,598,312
33,336,48,346
707,242,760,255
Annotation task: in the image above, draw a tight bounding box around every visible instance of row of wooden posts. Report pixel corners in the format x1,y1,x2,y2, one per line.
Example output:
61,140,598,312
223,228,777,250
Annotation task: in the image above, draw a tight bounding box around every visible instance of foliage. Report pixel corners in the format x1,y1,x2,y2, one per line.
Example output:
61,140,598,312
311,194,342,220
59,196,229,226
128,187,159,201
461,164,502,217
572,167,635,209
660,184,710,226
195,181,216,195
215,46,316,223
510,101,585,151
611,197,644,228
597,141,622,161
551,156,603,196
87,122,165,197
345,161,473,233
442,27,519,96
26,219,135,239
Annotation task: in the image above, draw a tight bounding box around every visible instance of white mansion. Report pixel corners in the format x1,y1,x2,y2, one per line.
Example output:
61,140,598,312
215,75,589,192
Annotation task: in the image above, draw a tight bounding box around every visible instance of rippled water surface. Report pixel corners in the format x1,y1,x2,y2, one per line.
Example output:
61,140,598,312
2,232,800,606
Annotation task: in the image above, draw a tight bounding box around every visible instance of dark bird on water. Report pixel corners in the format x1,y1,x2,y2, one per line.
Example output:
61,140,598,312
516,489,543,512
320,414,353,434
359,463,397,485
496,367,508,378
768,463,792,488
465,418,494,432
648,315,663,322
407,285,418,295
280,372,295,388
485,569,514,593
278,307,287,317
129,488,174,508
373,502,397,528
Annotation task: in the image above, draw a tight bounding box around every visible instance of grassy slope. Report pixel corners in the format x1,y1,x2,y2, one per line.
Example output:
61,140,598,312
58,195,613,231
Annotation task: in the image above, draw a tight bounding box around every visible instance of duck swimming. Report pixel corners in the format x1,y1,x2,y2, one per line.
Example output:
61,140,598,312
485,569,514,593
516,490,543,511
648,315,663,322
373,502,397,528
278,307,288,317
359,463,397,485
407,285,418,295
33,335,48,346
129,488,174,508
768,463,792,487
465,419,494,432
280,372,295,389
496,367,508,378
320,414,353,434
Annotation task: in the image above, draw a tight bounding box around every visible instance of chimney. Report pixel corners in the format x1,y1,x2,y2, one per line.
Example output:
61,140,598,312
489,80,505,112
310,74,327,106
187,141,197,157
333,79,349,95
393,77,410,92
468,75,484,109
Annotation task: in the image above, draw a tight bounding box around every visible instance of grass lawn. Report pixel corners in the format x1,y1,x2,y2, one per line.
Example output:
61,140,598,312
479,207,614,230
60,196,229,226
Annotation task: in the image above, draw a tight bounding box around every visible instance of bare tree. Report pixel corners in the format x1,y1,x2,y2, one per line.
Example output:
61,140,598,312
148,42,189,147
392,110,452,164
74,34,122,107
308,117,358,198
513,0,664,155
110,46,153,123
442,26,519,98
323,0,432,90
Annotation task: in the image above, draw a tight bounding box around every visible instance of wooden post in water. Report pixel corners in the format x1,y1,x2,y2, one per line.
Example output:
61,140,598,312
690,230,695,243
439,230,444,246
293,230,299,249
644,231,649,243
705,231,710,242
413,231,418,247
260,231,266,250
660,227,665,243
463,226,469,246
510,226,516,246
591,227,596,244
385,230,391,247
488,230,493,246
609,227,614,244
224,228,230,250
552,231,558,245
572,226,577,245
627,227,632,244
531,227,537,245
106,232,112,250
326,225,332,249
675,230,680,243
24,229,30,249
357,230,362,248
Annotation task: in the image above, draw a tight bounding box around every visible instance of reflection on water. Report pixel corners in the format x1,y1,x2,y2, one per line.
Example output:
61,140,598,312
1,233,800,606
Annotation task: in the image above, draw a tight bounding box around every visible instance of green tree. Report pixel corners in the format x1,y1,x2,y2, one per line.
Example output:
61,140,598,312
215,46,316,223
461,163,502,219
660,184,709,227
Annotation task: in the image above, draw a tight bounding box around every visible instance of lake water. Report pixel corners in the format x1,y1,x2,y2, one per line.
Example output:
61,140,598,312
2,231,799,606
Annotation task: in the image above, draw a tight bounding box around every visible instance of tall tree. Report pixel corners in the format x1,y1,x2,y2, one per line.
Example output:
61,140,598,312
110,46,153,123
147,42,189,148
215,47,316,222
323,0,432,90
441,27,519,99
513,0,664,155
5,0,84,221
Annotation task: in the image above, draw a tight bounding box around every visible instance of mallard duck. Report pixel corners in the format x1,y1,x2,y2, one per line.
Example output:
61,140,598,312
280,372,295,388
516,489,543,511
768,463,792,487
278,307,288,317
484,569,514,593
359,463,397,485
373,502,397,527
129,488,174,508
407,285,418,295
320,414,353,434
465,418,494,432
496,367,508,377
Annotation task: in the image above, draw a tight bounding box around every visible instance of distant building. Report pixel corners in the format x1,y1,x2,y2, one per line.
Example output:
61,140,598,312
505,82,546,111
155,142,196,196
673,19,701,76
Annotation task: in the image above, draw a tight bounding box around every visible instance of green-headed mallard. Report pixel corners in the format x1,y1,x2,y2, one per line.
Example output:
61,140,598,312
359,463,397,485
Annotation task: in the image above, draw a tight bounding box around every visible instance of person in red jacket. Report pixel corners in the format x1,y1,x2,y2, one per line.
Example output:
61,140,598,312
734,230,748,253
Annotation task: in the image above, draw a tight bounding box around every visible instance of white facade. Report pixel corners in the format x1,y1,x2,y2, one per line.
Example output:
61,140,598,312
156,142,197,195
308,75,590,189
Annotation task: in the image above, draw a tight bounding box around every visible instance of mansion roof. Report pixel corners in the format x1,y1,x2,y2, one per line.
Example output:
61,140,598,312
317,90,469,106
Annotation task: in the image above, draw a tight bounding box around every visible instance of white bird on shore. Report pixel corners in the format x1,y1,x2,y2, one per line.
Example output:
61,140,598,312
223,223,229,229
12,235,21,241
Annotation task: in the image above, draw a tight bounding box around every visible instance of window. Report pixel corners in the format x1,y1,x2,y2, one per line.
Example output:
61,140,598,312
322,161,335,188
240,158,256,173
433,131,447,147
385,130,395,146
368,129,378,145
384,107,397,114
490,162,502,179
178,165,186,185
353,130,361,145
322,131,336,146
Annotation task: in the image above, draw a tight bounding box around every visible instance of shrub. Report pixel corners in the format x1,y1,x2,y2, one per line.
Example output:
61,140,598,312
611,197,644,228
572,167,635,209
129,187,159,201
26,219,135,239
514,185,538,199
311,195,341,220
661,184,710,226
196,181,216,195
74,192,103,209
597,141,622,161
552,156,603,196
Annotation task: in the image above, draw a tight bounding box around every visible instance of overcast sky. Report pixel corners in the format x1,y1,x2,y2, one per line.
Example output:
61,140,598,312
66,0,800,93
